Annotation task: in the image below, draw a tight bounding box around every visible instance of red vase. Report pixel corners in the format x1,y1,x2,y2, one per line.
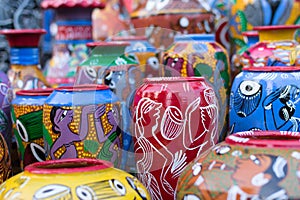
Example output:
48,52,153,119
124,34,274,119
132,77,219,200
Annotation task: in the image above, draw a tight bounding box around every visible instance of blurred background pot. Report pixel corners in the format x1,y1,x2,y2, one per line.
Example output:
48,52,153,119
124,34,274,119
41,0,106,86
176,130,300,199
163,34,231,141
0,29,51,93
129,0,215,49
0,158,151,199
43,84,122,167
0,132,11,184
11,88,53,169
229,66,300,133
111,35,161,78
228,0,300,57
132,77,219,200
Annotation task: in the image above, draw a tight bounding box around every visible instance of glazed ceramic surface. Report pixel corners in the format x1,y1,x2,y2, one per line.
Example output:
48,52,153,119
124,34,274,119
229,0,300,55
130,0,215,49
75,42,142,171
163,34,231,140
0,71,13,147
43,85,122,167
176,130,300,199
230,67,300,133
0,132,11,184
11,88,53,169
111,36,161,78
42,0,105,85
132,77,219,200
0,158,151,199
0,29,51,92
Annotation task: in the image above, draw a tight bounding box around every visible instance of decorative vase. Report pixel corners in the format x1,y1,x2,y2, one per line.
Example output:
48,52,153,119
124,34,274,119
240,25,300,68
129,0,215,49
229,0,300,56
132,77,219,200
229,66,300,133
0,71,13,149
111,35,161,78
43,84,122,167
75,41,142,171
176,130,300,199
0,131,11,184
41,0,106,86
11,88,54,169
0,29,51,93
163,34,231,141
0,158,151,199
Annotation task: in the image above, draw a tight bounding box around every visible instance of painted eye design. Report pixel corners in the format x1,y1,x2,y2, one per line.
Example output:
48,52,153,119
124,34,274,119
110,179,126,196
84,67,97,80
16,119,28,142
76,185,95,200
233,80,262,117
59,110,68,122
33,184,71,199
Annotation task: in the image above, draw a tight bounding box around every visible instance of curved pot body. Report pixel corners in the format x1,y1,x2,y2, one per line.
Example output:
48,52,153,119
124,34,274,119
163,34,231,140
176,130,300,199
43,84,122,167
132,77,219,200
11,88,54,169
229,66,300,133
0,158,151,199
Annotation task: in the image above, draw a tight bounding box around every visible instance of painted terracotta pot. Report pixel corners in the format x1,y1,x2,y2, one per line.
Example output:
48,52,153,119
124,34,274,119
0,71,13,148
163,34,231,141
11,88,54,169
176,130,300,199
75,41,142,171
129,0,215,49
229,0,300,56
0,132,11,184
0,158,151,199
43,84,122,167
238,25,300,69
132,77,219,200
111,36,161,78
0,29,51,93
229,66,300,133
41,0,106,86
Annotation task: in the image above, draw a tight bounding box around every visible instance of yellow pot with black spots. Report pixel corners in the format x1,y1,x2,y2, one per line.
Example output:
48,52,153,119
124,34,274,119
0,158,150,200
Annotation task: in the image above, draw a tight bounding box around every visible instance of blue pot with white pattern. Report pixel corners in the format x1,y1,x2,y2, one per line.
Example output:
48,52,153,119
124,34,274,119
229,66,300,133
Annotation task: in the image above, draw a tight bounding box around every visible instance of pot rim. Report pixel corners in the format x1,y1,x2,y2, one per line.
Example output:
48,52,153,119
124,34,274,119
25,158,112,174
144,76,206,83
243,66,300,72
111,35,148,41
55,84,110,92
253,25,300,31
16,88,54,96
0,29,46,35
87,41,130,48
226,131,300,148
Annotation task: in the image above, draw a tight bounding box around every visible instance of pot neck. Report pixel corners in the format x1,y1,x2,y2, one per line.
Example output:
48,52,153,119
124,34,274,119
10,47,39,65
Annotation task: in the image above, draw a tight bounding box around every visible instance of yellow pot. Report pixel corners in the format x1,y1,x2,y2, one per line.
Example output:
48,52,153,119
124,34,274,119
0,158,150,199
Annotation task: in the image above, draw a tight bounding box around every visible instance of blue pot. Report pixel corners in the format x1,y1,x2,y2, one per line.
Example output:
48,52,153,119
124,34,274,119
43,84,122,167
11,88,54,168
229,67,300,133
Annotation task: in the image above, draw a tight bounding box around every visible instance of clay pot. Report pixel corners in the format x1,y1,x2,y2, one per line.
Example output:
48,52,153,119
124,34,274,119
43,84,122,167
132,76,219,200
176,130,300,199
0,158,151,199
